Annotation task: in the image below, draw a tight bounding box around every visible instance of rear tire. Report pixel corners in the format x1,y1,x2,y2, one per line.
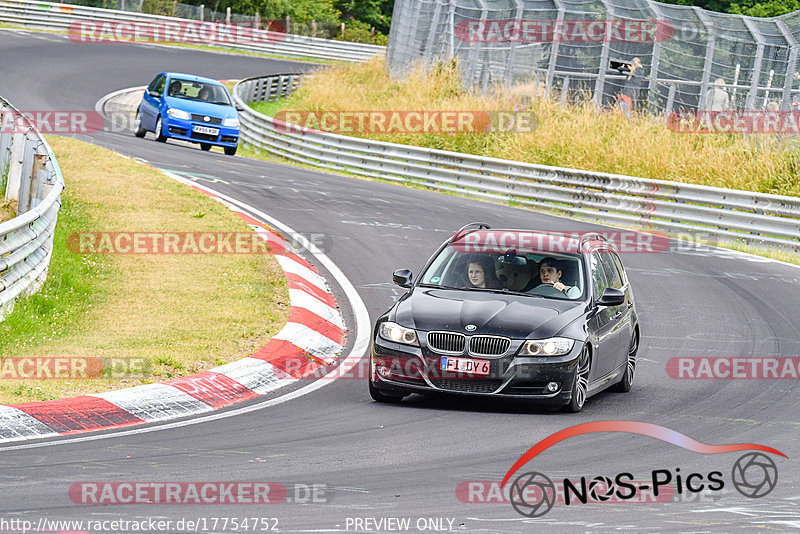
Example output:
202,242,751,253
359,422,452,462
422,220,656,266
563,345,590,413
155,116,167,142
224,145,237,156
368,380,405,403
133,110,146,138
612,328,638,393
200,143,212,151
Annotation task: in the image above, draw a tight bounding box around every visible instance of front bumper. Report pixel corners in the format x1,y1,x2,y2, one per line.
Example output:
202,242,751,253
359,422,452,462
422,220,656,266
371,334,583,405
164,116,239,147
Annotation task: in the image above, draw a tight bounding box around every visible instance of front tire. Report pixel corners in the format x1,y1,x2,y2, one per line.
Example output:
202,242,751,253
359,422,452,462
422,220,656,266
564,345,590,413
200,143,212,151
224,145,237,156
368,380,405,403
612,328,638,393
155,115,167,142
133,110,146,138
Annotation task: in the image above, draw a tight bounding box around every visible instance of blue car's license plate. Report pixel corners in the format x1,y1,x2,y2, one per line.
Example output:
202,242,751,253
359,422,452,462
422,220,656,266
193,125,219,136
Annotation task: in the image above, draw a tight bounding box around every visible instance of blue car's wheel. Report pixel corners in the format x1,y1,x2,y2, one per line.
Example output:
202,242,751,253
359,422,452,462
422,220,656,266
155,115,167,143
133,110,146,138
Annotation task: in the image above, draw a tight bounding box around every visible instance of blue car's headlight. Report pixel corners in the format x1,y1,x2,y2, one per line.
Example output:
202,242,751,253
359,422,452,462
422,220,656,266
167,108,191,120
223,117,240,128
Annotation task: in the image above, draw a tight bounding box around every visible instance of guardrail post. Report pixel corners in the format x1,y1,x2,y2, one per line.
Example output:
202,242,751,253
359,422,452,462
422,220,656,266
5,132,25,202
0,122,12,182
255,78,264,103
560,76,570,107
17,137,35,214
29,153,47,210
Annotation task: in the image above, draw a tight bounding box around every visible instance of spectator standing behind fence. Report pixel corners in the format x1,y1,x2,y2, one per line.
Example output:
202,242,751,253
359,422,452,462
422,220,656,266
618,57,644,119
704,78,731,111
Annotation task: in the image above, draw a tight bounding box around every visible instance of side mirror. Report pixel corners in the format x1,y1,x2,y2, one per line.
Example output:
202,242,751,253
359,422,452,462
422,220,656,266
597,287,625,307
235,105,245,112
392,269,413,288
150,91,161,99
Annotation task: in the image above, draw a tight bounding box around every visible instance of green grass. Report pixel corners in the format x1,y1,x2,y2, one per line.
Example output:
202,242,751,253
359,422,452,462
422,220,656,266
0,193,111,363
250,99,289,118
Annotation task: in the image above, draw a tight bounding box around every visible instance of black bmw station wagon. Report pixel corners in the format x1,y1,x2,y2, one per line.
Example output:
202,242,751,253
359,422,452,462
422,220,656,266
369,223,640,412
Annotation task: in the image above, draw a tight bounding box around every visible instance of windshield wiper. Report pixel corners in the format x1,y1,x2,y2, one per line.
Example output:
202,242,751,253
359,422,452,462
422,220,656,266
417,283,463,290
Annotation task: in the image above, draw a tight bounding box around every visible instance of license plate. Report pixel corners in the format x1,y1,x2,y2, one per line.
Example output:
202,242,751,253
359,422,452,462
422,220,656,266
193,125,219,135
440,356,490,377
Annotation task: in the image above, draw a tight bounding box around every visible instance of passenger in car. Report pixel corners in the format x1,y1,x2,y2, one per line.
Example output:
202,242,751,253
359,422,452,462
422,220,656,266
533,257,581,298
466,256,502,289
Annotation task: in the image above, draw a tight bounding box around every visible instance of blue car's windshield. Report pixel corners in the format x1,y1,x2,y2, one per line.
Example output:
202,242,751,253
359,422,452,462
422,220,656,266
167,79,231,106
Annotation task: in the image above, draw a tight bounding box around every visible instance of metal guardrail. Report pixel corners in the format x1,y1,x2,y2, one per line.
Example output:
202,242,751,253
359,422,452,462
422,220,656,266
0,0,385,63
0,98,64,320
234,73,800,254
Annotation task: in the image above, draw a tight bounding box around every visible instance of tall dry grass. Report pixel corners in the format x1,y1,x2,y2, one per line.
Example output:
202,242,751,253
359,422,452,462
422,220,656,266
271,57,800,197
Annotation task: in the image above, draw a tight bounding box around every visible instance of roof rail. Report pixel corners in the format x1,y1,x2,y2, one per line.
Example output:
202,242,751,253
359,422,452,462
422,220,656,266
579,232,612,252
451,222,491,242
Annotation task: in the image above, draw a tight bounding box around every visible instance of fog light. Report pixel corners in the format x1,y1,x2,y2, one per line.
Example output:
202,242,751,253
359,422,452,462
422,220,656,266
377,365,391,378
546,382,560,392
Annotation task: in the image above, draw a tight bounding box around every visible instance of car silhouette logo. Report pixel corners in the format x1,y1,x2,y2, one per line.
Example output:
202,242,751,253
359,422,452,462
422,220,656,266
204,116,210,122
465,324,477,331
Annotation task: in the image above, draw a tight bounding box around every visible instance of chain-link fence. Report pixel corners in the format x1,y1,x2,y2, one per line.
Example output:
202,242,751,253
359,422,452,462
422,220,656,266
387,0,800,114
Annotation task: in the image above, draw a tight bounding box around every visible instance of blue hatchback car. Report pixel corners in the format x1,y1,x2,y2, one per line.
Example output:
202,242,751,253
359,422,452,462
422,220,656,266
135,72,240,155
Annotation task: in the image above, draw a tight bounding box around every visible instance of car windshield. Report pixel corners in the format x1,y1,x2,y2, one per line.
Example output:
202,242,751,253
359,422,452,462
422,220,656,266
419,242,585,300
167,79,231,106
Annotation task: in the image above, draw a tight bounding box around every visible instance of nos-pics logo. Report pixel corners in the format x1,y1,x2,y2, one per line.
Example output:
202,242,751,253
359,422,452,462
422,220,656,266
502,421,784,518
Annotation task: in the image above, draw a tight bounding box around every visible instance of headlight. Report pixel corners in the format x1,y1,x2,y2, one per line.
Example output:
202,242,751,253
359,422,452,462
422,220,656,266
379,322,418,346
167,108,190,120
223,117,240,128
519,337,575,356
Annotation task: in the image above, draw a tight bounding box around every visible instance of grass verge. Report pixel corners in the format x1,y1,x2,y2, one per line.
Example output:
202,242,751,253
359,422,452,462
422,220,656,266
254,57,800,197
0,136,289,404
0,199,15,224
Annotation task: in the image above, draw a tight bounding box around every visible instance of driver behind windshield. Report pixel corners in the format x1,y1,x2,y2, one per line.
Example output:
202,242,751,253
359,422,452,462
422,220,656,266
533,257,581,298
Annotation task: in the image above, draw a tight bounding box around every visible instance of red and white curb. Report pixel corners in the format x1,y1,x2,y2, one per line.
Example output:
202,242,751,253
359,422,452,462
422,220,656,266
0,176,346,443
